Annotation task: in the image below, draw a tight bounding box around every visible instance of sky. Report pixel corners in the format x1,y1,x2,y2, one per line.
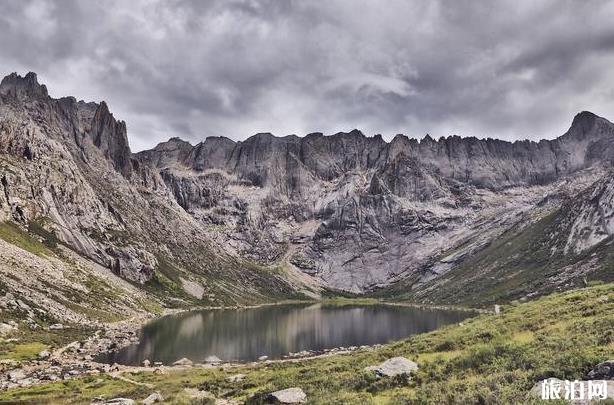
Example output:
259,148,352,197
1,0,614,151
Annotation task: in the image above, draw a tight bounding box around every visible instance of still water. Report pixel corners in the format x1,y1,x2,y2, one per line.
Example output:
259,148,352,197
99,304,471,365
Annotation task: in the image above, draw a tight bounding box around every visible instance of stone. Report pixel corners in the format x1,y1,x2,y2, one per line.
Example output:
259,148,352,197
142,392,163,404
204,355,222,364
226,373,246,383
365,357,418,377
0,322,16,335
8,369,26,381
258,355,268,361
267,387,306,404
587,359,614,380
183,388,215,400
38,350,51,359
142,359,150,367
172,357,193,367
49,323,64,330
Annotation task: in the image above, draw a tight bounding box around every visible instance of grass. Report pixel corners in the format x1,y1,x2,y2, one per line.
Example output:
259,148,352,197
0,221,54,257
28,218,61,250
0,323,93,363
0,342,47,361
0,282,611,404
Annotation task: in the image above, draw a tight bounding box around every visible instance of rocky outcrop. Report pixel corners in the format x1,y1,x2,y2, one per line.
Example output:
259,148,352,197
0,72,48,100
86,101,132,178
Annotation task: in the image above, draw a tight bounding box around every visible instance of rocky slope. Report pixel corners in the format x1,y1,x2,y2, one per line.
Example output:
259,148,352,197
0,72,311,325
0,71,613,312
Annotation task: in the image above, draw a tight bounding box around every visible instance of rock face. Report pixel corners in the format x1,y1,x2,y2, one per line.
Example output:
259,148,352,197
0,72,304,310
133,107,614,294
0,71,614,307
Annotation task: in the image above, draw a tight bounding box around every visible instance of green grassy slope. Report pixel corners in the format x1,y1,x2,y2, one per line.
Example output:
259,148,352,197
1,283,612,404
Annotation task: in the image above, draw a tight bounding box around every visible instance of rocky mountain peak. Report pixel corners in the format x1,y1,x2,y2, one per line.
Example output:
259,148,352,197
154,137,192,150
563,110,602,140
88,101,132,178
0,72,49,100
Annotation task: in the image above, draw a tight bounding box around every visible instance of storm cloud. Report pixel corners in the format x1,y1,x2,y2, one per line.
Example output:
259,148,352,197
1,0,614,151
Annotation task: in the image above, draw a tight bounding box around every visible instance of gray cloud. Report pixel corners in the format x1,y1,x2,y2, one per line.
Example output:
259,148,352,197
1,0,614,151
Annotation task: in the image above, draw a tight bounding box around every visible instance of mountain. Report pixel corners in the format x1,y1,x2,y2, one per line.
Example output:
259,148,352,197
0,71,613,322
133,108,614,296
0,72,311,327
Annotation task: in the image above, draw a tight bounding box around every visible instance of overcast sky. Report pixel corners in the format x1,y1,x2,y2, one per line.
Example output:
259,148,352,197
1,0,614,151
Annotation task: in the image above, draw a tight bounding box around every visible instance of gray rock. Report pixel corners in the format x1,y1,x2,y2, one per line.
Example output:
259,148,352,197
172,357,193,367
0,322,16,335
365,357,418,377
38,350,51,359
226,373,246,383
258,355,268,361
587,359,614,380
183,388,215,400
267,387,306,404
142,359,150,367
204,355,222,364
8,369,26,381
141,392,163,404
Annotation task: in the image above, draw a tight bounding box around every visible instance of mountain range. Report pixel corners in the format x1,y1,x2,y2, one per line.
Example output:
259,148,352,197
0,72,612,321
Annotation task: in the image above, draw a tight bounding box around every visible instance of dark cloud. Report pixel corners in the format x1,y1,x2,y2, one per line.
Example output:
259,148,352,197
1,0,614,150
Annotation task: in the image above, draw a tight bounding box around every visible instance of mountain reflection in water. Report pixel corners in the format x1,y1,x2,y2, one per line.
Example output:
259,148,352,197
99,304,471,365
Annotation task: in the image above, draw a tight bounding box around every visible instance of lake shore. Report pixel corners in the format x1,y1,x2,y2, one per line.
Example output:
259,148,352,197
0,298,480,390
0,283,611,404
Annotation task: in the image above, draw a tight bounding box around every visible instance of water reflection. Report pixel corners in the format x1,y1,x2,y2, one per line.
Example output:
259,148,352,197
99,304,471,365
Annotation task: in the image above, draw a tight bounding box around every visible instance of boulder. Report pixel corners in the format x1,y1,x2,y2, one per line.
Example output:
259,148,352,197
258,355,268,361
587,359,614,380
142,359,150,367
267,387,306,404
172,357,193,367
365,357,418,377
204,355,222,364
183,388,215,400
0,323,16,335
8,369,26,381
226,373,246,383
38,350,51,359
142,392,163,404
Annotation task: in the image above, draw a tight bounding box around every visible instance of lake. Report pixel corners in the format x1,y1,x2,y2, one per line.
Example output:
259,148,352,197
99,303,472,365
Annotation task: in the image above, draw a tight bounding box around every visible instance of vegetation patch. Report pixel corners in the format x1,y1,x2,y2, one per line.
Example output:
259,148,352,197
0,221,54,257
